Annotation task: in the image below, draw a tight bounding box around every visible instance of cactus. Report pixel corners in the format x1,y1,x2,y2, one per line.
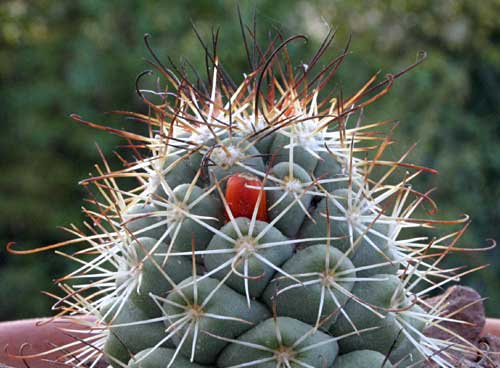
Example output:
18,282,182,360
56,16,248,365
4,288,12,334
8,22,491,368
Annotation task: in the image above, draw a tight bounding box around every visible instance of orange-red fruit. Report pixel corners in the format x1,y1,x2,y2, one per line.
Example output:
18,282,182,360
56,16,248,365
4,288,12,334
225,173,268,222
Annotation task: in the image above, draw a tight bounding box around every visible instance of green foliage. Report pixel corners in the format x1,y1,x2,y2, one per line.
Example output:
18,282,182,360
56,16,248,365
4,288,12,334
1,0,499,321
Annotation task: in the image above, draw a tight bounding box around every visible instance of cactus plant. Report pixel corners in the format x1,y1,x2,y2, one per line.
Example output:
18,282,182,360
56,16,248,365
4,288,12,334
8,21,492,368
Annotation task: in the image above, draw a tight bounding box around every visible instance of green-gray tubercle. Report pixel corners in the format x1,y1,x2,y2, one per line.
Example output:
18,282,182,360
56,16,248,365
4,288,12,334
314,150,347,193
251,129,276,157
299,192,399,276
217,317,338,368
165,183,223,254
101,296,172,368
387,304,427,363
163,276,270,364
262,244,355,330
333,350,393,368
330,274,404,352
269,131,319,173
152,153,197,199
267,162,313,238
116,237,193,317
105,333,131,368
393,348,426,368
122,203,167,240
331,274,425,364
128,347,212,368
204,217,292,298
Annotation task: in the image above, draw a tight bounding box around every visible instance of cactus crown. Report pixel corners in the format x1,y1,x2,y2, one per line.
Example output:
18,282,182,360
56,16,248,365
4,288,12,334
9,21,491,368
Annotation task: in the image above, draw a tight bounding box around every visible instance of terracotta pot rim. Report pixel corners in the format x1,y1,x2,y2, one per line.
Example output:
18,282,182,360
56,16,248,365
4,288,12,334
483,317,500,337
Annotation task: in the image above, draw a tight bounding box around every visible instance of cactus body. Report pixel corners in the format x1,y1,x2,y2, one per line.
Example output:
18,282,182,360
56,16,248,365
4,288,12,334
31,23,483,368
334,350,393,368
129,348,211,368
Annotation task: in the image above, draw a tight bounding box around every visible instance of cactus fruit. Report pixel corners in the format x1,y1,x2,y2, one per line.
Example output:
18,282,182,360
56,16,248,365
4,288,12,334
9,23,492,368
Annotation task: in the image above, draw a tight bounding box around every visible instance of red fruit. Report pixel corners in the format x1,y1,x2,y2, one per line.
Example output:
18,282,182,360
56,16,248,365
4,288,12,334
225,173,268,222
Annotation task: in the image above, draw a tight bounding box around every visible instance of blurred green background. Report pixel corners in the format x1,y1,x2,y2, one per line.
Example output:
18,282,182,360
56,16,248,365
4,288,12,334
1,0,499,320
